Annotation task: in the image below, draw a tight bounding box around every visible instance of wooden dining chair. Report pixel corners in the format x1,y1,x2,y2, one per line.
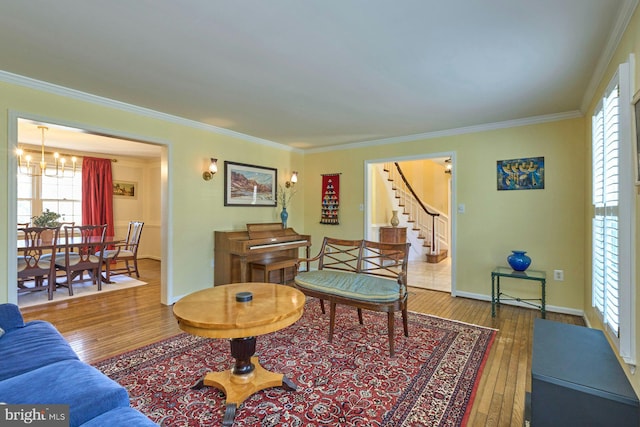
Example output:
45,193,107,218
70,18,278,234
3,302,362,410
51,224,107,295
98,221,144,282
17,226,60,300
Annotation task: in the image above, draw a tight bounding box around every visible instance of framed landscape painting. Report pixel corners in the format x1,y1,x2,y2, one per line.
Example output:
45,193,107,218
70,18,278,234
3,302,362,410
113,181,137,199
224,161,277,206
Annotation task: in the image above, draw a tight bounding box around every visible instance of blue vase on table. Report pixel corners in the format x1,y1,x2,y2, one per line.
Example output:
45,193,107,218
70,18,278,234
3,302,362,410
280,207,288,228
507,250,531,272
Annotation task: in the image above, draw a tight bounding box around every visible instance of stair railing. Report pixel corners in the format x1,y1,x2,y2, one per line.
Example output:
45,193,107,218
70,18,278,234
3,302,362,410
384,162,448,255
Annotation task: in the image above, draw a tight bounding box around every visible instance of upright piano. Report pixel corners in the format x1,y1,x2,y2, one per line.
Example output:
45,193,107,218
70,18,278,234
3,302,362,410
214,223,311,285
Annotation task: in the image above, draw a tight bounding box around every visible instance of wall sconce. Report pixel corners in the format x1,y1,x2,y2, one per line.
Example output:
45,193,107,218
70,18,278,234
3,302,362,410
202,158,218,181
444,158,452,174
285,171,298,188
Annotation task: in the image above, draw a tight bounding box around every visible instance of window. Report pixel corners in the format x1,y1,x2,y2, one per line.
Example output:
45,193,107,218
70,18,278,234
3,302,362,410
591,61,635,365
17,168,83,225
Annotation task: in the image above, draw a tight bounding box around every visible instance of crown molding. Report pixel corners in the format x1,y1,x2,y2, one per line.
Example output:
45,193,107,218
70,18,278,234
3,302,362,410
0,70,584,155
0,70,300,153
304,110,583,154
580,0,639,112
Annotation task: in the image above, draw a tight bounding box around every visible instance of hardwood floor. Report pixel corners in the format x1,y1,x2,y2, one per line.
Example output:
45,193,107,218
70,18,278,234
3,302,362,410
20,259,584,427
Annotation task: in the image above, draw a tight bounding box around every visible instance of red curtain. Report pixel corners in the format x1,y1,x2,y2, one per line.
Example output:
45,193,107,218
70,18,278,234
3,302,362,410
82,157,114,237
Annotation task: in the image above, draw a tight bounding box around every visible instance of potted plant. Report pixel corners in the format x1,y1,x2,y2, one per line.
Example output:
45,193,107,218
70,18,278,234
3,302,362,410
31,209,62,227
31,209,62,243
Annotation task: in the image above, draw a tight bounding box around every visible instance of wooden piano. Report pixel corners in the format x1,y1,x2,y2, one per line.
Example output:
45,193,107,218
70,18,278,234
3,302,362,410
214,223,311,285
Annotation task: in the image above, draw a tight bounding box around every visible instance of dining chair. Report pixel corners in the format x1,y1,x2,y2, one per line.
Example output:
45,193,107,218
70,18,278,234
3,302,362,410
51,224,107,295
98,221,144,282
17,226,60,300
54,221,76,253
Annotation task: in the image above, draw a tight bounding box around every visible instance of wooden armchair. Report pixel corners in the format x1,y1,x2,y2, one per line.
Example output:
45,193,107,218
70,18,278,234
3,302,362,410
99,221,144,282
17,226,60,300
51,224,107,295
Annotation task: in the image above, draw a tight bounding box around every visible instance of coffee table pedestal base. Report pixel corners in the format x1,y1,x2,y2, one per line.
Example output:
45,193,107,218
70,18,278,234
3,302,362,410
199,356,296,426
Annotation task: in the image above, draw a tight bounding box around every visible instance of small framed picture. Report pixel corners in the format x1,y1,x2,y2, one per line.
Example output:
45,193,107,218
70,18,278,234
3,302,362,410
497,157,544,191
113,181,137,199
224,161,277,206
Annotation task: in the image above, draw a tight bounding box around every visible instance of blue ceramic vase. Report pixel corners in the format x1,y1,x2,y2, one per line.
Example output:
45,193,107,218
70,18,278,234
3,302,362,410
507,250,531,271
280,207,288,228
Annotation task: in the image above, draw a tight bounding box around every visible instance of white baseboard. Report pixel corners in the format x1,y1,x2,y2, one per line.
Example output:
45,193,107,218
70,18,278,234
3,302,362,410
454,290,585,317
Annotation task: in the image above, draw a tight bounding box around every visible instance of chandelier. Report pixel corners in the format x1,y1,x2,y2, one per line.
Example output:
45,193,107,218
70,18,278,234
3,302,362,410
17,126,77,178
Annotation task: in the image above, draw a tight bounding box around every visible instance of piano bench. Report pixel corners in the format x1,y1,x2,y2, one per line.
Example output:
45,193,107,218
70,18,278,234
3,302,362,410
250,257,299,284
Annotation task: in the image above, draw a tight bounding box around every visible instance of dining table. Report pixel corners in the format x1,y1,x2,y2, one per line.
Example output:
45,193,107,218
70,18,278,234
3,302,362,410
17,235,124,284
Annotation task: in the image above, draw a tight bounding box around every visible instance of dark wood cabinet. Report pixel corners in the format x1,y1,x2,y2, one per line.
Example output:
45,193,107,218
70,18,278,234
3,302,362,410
379,226,406,244
379,227,407,261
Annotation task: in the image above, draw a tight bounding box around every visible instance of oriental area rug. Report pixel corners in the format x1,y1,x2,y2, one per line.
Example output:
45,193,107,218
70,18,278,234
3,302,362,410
94,301,496,426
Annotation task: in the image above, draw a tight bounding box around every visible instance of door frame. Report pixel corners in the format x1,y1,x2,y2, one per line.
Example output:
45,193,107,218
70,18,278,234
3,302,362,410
6,110,173,305
364,151,456,295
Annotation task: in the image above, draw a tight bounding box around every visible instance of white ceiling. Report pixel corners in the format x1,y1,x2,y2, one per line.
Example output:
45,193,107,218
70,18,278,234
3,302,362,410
1,0,634,153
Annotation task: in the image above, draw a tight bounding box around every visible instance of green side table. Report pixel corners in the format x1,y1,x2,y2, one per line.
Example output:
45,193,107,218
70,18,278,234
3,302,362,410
491,267,546,318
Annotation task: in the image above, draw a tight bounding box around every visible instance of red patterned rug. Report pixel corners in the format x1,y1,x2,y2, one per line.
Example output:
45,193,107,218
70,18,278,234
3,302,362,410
94,301,496,426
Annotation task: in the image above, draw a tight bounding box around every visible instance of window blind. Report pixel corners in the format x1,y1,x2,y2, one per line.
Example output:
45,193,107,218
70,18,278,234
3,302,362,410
592,82,620,337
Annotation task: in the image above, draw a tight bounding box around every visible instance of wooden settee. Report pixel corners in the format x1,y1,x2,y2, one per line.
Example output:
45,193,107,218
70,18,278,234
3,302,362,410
294,237,411,356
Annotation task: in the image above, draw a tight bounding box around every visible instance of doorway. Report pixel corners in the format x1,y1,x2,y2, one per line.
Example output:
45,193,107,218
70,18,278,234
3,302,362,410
365,153,455,294
8,113,171,305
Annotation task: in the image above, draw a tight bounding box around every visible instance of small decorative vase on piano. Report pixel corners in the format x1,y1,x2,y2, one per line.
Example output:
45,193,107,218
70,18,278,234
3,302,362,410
280,208,288,228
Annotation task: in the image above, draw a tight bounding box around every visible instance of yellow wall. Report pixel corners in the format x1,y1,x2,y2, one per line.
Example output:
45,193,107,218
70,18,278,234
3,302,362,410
371,165,395,225
303,118,586,309
111,157,162,260
402,159,450,215
4,80,584,312
0,80,302,303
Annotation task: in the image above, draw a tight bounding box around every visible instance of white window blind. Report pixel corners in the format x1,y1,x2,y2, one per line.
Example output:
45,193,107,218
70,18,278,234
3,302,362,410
591,60,635,365
592,82,620,335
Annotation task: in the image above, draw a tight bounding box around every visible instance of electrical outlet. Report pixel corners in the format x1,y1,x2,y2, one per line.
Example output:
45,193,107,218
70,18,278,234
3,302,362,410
554,270,564,281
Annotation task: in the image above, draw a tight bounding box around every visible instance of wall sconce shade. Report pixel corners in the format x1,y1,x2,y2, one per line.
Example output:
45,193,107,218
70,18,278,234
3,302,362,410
285,171,298,188
203,158,218,181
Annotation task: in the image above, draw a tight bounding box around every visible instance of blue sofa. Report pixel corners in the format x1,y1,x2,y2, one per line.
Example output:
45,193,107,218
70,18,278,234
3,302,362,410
0,303,157,426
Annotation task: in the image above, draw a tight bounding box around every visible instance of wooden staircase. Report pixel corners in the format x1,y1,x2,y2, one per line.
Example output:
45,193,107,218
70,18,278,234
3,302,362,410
383,163,449,263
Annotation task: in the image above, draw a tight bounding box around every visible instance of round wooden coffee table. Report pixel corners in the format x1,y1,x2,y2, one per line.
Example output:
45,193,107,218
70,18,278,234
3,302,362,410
173,283,305,426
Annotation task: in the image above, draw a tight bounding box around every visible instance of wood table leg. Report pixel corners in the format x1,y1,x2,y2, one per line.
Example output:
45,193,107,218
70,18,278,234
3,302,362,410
201,337,297,425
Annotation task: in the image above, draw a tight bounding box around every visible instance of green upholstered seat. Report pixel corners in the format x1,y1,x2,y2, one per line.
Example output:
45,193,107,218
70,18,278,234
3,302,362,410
295,270,403,303
17,256,52,272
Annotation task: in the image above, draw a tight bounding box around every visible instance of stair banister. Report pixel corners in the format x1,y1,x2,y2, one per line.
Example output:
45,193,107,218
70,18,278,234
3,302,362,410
393,162,440,255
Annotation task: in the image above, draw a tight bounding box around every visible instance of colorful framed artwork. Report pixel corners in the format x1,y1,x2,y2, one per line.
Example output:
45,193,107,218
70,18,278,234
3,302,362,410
113,181,137,199
224,161,277,206
497,157,544,191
